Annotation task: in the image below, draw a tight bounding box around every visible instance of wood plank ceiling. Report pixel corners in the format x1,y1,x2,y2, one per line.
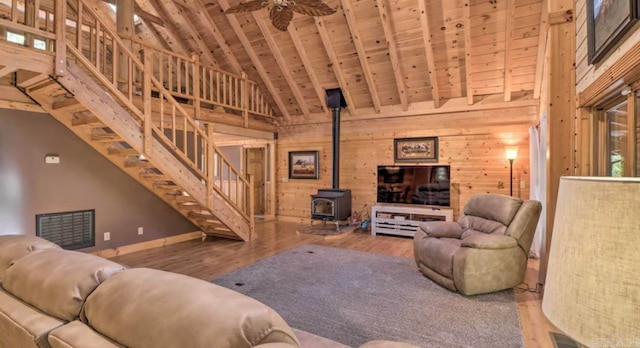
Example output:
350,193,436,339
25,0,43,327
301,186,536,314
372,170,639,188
113,0,545,119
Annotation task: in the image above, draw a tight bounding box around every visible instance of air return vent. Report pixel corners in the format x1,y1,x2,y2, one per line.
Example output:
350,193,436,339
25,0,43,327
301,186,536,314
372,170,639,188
36,210,95,250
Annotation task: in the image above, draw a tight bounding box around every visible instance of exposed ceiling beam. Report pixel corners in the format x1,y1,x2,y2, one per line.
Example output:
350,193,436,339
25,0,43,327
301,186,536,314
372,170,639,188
155,0,219,68
134,3,164,25
375,0,408,111
287,22,328,114
252,12,310,117
136,18,172,51
100,0,163,26
503,0,515,102
341,0,381,113
417,0,440,108
315,18,358,115
146,0,191,55
463,0,473,105
218,0,290,119
175,0,243,74
533,0,549,100
0,66,17,78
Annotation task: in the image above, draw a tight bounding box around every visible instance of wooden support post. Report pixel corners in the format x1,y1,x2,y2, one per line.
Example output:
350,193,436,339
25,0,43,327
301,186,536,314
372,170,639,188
192,53,201,120
247,173,255,240
206,124,214,209
543,0,575,283
143,49,152,156
116,0,134,39
242,72,248,128
54,0,66,76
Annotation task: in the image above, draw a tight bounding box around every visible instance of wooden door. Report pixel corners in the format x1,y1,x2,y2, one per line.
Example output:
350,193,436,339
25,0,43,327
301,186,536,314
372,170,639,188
246,147,266,214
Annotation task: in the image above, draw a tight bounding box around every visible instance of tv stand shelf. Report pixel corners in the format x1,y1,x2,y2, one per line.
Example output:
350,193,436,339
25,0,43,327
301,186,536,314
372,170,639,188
371,205,453,237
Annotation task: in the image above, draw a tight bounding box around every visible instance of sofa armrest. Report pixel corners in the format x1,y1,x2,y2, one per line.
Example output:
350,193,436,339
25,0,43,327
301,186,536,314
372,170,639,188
461,233,517,249
419,221,463,239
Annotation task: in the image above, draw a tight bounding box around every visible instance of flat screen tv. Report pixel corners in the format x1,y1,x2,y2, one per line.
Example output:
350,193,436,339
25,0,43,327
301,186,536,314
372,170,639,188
377,165,451,207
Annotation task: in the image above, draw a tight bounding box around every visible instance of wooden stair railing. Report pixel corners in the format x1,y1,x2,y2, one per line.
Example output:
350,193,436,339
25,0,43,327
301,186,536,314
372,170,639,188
0,0,255,240
61,0,254,234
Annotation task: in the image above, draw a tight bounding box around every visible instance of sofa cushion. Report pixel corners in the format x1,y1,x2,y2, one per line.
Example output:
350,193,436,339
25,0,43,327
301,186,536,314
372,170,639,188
48,321,124,348
461,194,522,229
0,287,65,348
2,249,125,322
0,235,60,282
82,268,300,348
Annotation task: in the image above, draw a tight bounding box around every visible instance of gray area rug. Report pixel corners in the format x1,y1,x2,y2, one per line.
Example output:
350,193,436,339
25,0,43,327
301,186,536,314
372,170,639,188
212,245,524,348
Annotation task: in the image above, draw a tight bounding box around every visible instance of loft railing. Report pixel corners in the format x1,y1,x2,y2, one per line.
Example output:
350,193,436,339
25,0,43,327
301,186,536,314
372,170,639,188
130,39,275,122
0,0,274,123
0,0,254,233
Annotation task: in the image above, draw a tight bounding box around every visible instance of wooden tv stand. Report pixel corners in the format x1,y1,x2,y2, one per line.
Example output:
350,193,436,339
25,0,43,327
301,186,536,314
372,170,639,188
371,205,453,237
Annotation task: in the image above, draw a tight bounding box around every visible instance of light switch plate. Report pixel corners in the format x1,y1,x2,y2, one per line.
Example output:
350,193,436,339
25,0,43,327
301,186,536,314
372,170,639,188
45,155,60,164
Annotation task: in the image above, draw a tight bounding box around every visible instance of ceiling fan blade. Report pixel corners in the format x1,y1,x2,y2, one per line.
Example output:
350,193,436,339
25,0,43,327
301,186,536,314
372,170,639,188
290,0,336,16
225,0,268,14
270,6,293,31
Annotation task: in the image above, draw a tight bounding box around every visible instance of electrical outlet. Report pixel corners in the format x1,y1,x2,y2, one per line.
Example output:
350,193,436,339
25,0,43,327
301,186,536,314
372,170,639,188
282,177,289,183
138,227,144,235
104,232,110,241
520,181,526,189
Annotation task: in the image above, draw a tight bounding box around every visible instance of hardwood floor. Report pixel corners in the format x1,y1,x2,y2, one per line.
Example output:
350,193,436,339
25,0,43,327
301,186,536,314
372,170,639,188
109,220,559,348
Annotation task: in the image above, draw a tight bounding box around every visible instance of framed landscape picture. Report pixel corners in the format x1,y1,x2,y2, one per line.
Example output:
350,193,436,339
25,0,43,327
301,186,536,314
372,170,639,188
288,151,319,179
394,137,438,163
587,0,639,64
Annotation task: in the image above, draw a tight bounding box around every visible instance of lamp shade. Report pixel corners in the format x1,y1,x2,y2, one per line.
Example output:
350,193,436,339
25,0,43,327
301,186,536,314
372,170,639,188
505,147,518,161
542,176,640,347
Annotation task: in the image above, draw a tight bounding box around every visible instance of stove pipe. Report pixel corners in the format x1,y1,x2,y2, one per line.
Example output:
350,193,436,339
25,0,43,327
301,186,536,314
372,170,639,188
326,88,346,189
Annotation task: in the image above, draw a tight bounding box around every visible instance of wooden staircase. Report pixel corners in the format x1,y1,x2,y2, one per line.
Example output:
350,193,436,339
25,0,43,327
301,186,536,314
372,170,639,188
1,0,257,241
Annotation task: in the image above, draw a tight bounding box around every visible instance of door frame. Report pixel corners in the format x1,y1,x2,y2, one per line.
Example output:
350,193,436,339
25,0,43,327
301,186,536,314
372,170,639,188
243,141,275,219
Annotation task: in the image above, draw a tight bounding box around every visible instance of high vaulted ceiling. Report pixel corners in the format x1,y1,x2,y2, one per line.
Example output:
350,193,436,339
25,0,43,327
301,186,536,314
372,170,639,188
112,0,546,119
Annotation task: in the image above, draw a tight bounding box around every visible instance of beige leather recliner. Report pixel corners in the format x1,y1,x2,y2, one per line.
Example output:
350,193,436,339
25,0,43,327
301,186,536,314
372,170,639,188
413,194,542,296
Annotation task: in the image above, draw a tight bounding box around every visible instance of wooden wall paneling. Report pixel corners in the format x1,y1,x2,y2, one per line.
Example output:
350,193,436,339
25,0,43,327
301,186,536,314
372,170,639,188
428,0,465,100
374,0,408,111
276,105,536,221
341,0,382,112
545,0,575,271
252,12,310,117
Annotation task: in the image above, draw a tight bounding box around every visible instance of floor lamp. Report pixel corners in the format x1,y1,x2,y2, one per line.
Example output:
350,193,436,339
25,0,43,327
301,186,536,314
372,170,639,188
505,147,517,196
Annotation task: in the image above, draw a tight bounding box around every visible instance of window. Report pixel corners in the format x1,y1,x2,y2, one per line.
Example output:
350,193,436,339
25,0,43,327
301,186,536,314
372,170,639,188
606,101,628,177
593,90,639,177
33,39,46,50
6,32,25,45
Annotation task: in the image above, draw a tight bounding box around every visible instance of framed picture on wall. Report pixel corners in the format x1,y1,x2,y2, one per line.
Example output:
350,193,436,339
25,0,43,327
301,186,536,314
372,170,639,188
394,137,439,162
288,151,319,179
587,0,639,64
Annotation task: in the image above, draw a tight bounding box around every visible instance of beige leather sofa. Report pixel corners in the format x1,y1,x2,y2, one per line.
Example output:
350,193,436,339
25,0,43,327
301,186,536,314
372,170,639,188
0,235,416,348
413,194,542,296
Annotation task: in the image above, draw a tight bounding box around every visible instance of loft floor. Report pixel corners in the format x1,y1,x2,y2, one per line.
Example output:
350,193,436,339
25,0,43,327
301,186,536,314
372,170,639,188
108,220,559,348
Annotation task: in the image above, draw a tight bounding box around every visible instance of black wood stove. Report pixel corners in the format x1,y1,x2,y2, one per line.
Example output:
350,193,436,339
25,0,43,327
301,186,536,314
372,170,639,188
310,88,352,230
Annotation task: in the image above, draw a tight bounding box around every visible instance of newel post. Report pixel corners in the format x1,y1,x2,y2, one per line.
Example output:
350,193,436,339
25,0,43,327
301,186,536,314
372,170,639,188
142,48,152,155
54,0,66,76
206,124,214,210
192,53,201,120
